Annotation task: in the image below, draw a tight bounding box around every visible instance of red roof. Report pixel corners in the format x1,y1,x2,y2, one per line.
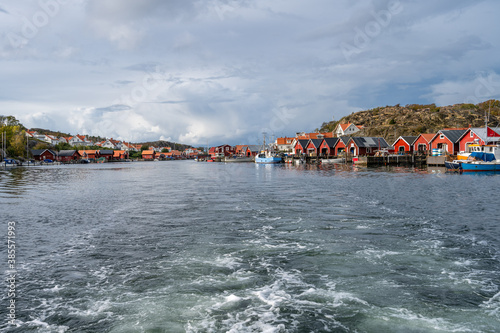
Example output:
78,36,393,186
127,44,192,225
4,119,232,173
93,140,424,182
419,133,436,143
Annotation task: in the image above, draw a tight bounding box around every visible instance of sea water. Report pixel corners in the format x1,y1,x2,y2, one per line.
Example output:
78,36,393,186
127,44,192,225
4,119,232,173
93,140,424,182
0,162,499,332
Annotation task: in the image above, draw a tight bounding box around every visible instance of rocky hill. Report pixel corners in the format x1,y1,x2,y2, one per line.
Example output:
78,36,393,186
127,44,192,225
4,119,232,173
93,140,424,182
319,100,500,144
136,140,192,151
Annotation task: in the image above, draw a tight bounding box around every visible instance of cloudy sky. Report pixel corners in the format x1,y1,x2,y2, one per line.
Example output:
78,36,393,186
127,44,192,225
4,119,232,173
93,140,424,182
1,0,499,146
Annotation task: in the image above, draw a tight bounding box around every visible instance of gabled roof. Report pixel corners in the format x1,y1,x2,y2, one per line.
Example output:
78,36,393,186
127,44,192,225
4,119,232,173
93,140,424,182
99,150,114,155
338,136,350,145
57,150,79,157
113,150,127,157
339,123,352,131
393,136,418,146
336,122,361,133
142,150,155,155
78,150,98,155
416,133,436,144
31,149,56,156
243,145,261,152
457,127,500,143
308,138,323,148
295,139,310,148
322,137,339,148
432,129,468,143
350,137,389,148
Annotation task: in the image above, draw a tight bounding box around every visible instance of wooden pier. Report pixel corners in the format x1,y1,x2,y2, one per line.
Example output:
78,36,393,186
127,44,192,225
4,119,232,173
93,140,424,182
285,154,430,167
354,155,427,166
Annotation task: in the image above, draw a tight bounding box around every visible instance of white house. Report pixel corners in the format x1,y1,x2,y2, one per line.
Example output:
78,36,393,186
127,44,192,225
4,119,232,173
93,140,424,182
68,135,92,147
334,123,363,137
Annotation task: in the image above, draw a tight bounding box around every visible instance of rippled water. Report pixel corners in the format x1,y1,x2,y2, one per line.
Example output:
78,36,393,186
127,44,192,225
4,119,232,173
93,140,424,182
1,162,499,332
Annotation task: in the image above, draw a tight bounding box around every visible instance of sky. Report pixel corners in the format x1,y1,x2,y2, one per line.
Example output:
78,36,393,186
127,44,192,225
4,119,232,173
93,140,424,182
1,0,500,146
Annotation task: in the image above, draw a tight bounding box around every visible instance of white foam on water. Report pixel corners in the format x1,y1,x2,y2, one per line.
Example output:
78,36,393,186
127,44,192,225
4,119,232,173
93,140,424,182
225,294,242,303
357,249,401,260
481,290,500,318
380,307,478,332
67,299,113,317
210,254,243,270
43,284,63,293
22,319,69,333
453,259,474,267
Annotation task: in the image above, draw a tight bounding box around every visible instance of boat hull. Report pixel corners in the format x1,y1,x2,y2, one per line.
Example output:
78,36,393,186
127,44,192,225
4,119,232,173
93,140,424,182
255,156,282,164
460,162,500,172
444,160,461,171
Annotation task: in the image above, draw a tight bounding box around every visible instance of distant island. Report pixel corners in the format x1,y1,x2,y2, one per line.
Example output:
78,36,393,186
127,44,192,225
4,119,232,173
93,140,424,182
0,115,194,160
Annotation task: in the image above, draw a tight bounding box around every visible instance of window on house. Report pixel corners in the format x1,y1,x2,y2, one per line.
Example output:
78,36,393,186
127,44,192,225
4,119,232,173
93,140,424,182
440,134,444,139
470,132,473,138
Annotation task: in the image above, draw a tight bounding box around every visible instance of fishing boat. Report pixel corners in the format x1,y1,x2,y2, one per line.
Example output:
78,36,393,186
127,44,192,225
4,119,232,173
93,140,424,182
255,150,282,164
460,146,500,172
254,133,282,164
445,145,500,172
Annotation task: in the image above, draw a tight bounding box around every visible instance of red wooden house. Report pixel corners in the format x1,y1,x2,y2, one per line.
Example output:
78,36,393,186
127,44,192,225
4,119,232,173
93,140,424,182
319,138,340,156
392,136,418,154
209,144,235,158
412,133,436,153
235,145,247,155
31,149,57,161
142,150,156,160
293,139,309,155
113,150,129,160
241,145,260,157
99,150,114,161
429,129,468,155
56,150,80,162
347,137,389,156
304,139,323,156
457,127,500,152
79,150,99,160
334,136,350,155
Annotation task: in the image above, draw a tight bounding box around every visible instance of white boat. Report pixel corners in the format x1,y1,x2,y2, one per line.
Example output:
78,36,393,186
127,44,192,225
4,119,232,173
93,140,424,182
254,133,282,164
1,159,19,168
322,158,345,164
255,151,282,164
460,145,500,172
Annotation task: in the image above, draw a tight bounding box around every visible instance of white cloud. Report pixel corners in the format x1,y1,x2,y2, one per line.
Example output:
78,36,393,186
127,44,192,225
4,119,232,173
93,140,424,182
1,0,500,145
427,72,500,106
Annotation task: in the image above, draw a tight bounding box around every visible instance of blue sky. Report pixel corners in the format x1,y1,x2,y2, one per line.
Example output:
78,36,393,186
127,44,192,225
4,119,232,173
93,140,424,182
1,0,499,146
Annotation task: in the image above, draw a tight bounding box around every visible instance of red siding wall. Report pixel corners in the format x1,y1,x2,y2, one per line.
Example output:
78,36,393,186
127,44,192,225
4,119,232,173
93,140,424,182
413,136,430,152
394,139,411,153
335,142,346,155
305,141,318,156
459,131,484,152
35,151,56,161
430,135,455,154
